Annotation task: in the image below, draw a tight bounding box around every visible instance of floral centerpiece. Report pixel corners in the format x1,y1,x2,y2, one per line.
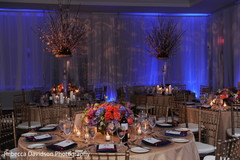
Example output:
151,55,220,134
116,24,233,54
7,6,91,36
82,102,134,134
51,83,78,95
214,87,240,105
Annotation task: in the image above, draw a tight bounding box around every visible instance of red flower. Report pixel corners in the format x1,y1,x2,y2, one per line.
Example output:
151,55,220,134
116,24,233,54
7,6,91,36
127,117,133,125
113,106,119,112
106,105,113,112
113,111,120,120
104,111,113,120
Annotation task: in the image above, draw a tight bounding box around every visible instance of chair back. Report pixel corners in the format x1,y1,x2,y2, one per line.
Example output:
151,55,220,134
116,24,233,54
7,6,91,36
95,87,105,101
173,91,186,102
176,102,189,127
0,112,17,150
39,106,61,126
230,104,240,136
154,96,169,120
0,104,2,117
71,151,130,160
69,101,87,120
200,85,211,96
198,109,220,146
13,103,31,127
174,84,186,90
215,138,240,160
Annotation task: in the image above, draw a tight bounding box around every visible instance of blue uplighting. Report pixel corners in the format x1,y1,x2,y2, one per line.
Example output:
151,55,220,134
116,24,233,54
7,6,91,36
0,8,47,12
121,13,210,17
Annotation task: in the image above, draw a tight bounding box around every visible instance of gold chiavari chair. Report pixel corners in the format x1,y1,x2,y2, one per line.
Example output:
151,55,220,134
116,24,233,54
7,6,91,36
175,102,199,133
135,96,154,114
200,85,211,96
174,84,186,91
94,87,105,102
155,96,171,122
71,151,130,160
195,109,220,155
0,112,18,160
15,105,41,130
226,104,240,138
0,104,2,117
39,106,61,126
69,101,87,120
203,137,240,160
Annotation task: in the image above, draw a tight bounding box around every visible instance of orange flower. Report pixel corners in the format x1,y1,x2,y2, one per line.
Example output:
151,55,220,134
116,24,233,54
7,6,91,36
113,106,119,112
113,111,120,119
104,111,113,120
106,105,113,112
127,117,133,125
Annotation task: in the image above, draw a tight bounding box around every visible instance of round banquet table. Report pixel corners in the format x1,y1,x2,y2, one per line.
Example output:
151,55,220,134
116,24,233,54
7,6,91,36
17,127,200,160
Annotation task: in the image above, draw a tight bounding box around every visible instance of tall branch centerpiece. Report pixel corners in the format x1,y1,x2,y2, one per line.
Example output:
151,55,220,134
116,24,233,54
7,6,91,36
34,0,88,58
146,18,184,86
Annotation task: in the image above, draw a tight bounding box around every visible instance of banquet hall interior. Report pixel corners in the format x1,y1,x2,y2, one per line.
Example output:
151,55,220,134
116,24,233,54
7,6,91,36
1,0,240,160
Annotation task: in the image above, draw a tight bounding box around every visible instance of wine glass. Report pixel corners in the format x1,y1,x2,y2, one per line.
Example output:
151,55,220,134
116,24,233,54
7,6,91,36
132,117,139,139
59,119,65,133
63,121,73,140
148,115,156,133
117,126,126,146
107,121,116,143
141,120,149,138
88,126,97,145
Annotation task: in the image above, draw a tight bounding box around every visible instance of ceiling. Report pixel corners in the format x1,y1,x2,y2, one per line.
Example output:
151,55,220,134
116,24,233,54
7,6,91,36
0,0,236,13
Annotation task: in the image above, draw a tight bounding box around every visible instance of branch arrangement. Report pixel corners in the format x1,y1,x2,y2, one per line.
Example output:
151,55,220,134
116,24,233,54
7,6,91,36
146,18,184,59
34,0,88,57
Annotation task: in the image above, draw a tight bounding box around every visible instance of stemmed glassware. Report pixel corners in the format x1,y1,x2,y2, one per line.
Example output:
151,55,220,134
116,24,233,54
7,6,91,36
117,126,126,146
141,119,149,138
148,115,156,133
63,121,73,140
107,121,116,144
88,126,97,145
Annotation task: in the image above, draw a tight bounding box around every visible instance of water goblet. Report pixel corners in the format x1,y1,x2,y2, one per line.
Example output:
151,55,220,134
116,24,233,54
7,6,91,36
63,121,73,140
107,121,116,143
148,115,156,133
117,126,126,146
59,119,65,133
88,126,97,145
141,120,149,138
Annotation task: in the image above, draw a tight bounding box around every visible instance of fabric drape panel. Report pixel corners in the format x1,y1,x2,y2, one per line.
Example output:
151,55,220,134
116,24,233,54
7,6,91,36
0,11,209,98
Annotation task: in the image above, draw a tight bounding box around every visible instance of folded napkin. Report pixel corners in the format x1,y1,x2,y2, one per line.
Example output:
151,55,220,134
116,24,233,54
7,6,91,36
142,138,171,147
25,134,52,142
156,122,178,127
46,140,77,151
165,130,187,137
96,144,117,153
34,126,57,132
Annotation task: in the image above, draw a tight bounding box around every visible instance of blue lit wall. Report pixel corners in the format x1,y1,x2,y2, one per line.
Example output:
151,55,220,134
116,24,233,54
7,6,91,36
0,9,209,99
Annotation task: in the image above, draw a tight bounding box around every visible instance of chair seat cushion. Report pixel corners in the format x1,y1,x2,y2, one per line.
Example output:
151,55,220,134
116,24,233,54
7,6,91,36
136,105,155,110
157,116,178,123
203,155,215,160
1,148,18,160
203,155,229,160
17,121,41,129
179,123,198,132
226,128,240,137
195,142,215,154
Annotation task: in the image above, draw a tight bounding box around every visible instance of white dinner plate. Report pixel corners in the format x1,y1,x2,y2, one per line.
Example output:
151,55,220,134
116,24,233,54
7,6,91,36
27,143,45,149
45,124,58,127
171,138,189,143
21,132,38,137
186,102,195,105
175,128,189,132
157,123,172,127
130,147,150,153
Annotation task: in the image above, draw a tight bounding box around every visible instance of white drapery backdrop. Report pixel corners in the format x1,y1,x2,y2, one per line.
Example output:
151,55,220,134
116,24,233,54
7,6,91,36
208,4,240,91
0,11,209,98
